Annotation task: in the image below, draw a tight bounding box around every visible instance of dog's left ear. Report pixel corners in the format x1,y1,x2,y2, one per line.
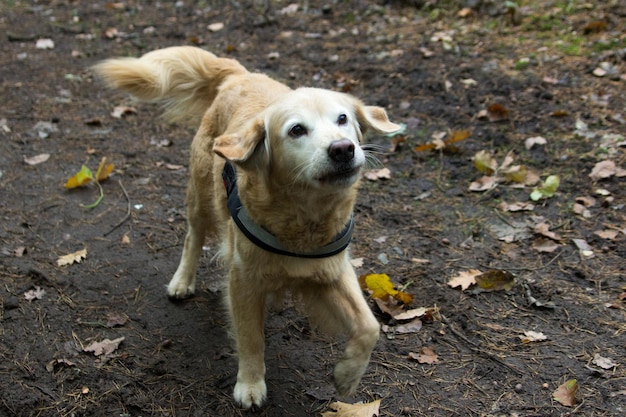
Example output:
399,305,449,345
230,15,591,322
355,103,400,134
213,118,266,163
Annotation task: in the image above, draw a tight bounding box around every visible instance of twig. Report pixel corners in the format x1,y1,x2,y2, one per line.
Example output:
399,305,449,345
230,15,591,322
440,313,523,375
103,180,131,237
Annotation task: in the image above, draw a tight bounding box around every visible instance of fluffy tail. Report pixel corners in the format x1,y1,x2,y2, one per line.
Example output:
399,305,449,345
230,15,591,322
92,46,247,125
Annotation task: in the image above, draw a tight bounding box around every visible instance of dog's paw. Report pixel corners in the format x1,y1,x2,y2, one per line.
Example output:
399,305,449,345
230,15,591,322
166,279,195,300
333,357,367,396
233,379,267,409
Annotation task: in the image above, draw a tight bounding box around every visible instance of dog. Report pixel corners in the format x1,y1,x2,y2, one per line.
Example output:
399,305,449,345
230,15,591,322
94,46,399,409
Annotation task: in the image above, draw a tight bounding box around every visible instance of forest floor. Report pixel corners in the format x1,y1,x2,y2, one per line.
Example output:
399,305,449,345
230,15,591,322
1,1,625,416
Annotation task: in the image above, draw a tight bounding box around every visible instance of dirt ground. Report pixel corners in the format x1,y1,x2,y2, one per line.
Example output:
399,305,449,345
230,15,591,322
1,1,625,416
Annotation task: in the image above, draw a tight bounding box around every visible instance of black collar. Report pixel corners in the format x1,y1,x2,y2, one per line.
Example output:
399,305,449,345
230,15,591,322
221,162,353,258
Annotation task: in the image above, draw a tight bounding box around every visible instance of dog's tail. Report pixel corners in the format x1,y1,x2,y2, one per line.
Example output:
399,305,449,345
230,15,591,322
93,46,247,125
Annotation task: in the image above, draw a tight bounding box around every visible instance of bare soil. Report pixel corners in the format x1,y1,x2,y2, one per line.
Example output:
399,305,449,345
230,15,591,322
1,1,625,416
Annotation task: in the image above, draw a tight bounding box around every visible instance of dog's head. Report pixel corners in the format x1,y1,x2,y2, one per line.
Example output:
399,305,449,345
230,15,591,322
214,88,399,188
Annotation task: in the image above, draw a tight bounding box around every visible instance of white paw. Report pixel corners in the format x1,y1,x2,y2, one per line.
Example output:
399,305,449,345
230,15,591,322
233,379,267,409
334,357,368,396
166,275,195,299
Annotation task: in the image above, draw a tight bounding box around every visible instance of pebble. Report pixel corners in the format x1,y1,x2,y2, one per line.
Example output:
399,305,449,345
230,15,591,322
3,296,20,310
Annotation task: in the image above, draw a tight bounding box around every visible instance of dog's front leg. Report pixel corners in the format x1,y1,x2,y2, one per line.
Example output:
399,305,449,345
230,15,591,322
320,271,380,396
228,266,267,409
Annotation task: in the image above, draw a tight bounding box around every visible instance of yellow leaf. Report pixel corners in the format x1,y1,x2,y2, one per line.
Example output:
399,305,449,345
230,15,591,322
361,274,413,304
57,248,87,266
473,150,497,175
321,400,381,417
64,165,93,188
95,157,114,182
475,270,516,291
553,379,578,407
364,273,396,300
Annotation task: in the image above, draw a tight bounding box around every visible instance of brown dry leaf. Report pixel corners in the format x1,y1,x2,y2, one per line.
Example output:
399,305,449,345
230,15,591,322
532,238,560,253
486,103,509,122
497,201,535,212
393,307,429,321
350,257,363,268
534,222,562,241
321,400,381,417
589,160,626,181
552,379,578,407
106,312,129,328
575,196,596,207
57,248,87,266
447,269,481,291
374,297,405,318
84,336,125,357
408,347,439,364
24,153,50,165
475,270,515,291
469,175,498,192
594,229,619,240
414,130,470,152
364,168,391,181
393,318,423,334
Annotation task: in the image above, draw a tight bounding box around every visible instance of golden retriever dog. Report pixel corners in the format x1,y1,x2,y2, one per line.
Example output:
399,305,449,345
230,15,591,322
94,46,399,409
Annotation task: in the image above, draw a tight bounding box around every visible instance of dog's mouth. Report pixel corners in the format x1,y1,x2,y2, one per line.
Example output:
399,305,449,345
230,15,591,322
317,165,362,185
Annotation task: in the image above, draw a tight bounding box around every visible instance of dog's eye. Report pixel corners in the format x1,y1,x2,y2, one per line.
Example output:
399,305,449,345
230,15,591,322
337,114,348,125
288,124,308,138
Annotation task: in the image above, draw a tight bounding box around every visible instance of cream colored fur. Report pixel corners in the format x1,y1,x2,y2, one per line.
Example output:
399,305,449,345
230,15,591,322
94,46,399,409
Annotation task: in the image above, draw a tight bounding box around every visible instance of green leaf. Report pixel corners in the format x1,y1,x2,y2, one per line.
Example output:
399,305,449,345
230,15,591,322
530,175,560,201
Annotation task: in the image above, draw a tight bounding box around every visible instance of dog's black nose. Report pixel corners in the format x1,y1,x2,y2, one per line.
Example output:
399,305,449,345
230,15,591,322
328,139,355,162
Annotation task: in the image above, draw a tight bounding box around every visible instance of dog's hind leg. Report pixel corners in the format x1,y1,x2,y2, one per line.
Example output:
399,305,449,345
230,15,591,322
167,181,210,299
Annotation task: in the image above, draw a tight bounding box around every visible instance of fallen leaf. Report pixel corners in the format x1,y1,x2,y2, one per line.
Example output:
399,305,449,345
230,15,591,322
572,239,594,258
486,103,509,122
64,165,93,189
473,150,498,175
532,238,560,253
24,153,50,165
95,157,114,182
530,175,560,201
24,286,46,301
393,318,423,334
57,248,87,266
469,175,498,192
359,273,413,304
374,297,405,318
594,229,619,240
475,270,515,291
321,400,381,417
84,336,125,357
525,136,547,149
592,353,617,370
46,358,76,372
447,269,481,291
553,379,578,407
106,312,129,328
533,222,562,241
519,330,547,343
393,307,429,321
589,160,626,181
408,347,439,364
497,201,535,212
414,130,469,152
364,168,391,181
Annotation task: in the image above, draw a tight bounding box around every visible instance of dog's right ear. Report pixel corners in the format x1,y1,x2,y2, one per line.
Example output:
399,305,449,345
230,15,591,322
213,118,266,163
